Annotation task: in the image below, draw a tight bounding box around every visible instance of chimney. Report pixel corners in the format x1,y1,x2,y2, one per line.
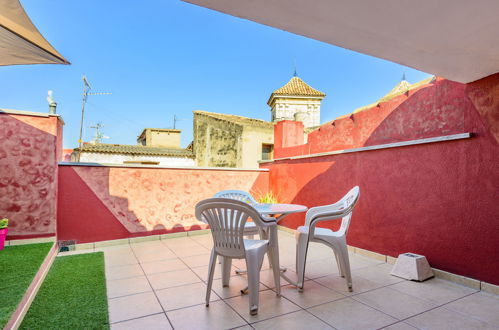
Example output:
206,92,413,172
47,90,57,114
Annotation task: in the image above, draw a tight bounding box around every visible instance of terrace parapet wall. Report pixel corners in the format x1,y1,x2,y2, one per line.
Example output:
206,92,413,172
261,73,499,286
0,109,63,240
57,163,269,244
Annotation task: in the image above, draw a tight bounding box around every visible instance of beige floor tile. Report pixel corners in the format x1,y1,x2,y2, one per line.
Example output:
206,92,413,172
315,274,383,295
106,264,145,281
107,276,152,298
445,292,499,326
97,245,132,253
279,280,345,308
297,258,340,279
169,245,210,258
307,297,397,330
167,300,247,330
181,253,212,268
147,268,201,290
258,268,302,289
406,306,496,329
232,325,253,330
252,310,333,329
130,240,162,248
389,278,478,304
105,253,138,267
211,275,268,299
134,248,178,263
161,236,197,247
353,287,438,319
382,321,418,329
110,313,172,330
354,264,406,285
156,282,219,311
191,264,238,281
188,235,213,247
349,253,384,270
140,258,187,275
225,289,301,322
108,292,163,323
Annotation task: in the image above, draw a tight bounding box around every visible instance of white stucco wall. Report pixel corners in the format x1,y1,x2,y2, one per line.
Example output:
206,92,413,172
271,97,321,128
77,152,195,166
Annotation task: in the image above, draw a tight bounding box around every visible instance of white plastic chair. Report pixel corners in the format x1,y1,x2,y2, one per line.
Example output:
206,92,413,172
195,198,280,315
213,190,260,238
295,186,360,292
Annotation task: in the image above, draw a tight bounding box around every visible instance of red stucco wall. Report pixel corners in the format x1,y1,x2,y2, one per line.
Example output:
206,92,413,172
57,165,269,243
263,74,499,285
0,113,62,239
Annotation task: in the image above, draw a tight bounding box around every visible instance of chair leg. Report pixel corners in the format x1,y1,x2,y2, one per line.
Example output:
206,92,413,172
295,232,309,291
334,251,345,278
206,249,217,306
246,252,265,315
221,256,232,287
337,244,353,291
268,227,281,296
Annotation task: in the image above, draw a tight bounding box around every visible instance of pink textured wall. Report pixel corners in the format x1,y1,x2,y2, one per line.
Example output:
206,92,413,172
263,74,499,285
0,113,62,239
57,165,269,243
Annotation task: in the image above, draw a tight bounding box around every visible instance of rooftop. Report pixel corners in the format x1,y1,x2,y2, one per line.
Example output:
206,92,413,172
268,76,326,105
75,143,194,157
194,110,274,128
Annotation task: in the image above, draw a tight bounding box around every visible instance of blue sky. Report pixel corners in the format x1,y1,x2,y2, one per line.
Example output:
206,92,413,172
1,0,432,149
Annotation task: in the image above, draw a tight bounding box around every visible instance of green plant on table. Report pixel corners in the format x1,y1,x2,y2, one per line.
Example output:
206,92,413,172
257,191,279,204
0,218,8,229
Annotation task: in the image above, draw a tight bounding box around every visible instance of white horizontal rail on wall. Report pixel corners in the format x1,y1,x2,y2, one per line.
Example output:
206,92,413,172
58,162,269,172
260,132,472,163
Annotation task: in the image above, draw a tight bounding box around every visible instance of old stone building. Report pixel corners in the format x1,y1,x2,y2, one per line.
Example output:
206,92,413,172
268,75,326,128
192,75,325,168
193,111,274,168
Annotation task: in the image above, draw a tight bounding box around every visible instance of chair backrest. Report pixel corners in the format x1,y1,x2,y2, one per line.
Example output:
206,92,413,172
213,190,258,205
195,198,267,258
306,186,360,237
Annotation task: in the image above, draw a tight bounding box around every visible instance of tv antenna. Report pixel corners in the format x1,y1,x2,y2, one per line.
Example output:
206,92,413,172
172,114,182,129
77,76,111,161
89,122,109,144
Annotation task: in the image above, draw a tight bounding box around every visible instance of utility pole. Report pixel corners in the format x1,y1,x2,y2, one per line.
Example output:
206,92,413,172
77,76,111,162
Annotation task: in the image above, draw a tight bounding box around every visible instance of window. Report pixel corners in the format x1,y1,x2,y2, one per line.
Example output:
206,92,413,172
261,144,273,160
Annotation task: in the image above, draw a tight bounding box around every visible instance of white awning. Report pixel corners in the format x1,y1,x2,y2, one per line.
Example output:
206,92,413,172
183,0,499,83
0,0,68,66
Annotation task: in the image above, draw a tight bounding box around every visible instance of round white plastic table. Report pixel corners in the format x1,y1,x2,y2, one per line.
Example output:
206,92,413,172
237,203,307,291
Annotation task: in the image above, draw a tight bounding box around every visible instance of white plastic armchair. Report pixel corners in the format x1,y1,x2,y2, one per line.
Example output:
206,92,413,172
214,190,260,238
295,186,360,292
195,198,280,315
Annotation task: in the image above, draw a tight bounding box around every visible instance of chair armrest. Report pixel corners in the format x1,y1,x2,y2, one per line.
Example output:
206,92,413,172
305,204,344,226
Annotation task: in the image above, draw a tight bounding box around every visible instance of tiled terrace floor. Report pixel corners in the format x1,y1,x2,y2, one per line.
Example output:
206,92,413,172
64,231,499,329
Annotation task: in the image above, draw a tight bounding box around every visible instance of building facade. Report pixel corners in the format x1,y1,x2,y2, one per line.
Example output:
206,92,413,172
193,111,274,168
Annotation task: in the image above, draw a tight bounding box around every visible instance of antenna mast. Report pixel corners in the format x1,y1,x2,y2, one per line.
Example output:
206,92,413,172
77,76,111,162
89,122,109,144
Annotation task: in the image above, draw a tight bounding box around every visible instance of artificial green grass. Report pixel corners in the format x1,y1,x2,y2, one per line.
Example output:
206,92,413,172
20,252,109,330
0,242,53,328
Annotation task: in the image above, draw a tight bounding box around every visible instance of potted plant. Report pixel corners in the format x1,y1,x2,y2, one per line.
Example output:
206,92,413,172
0,218,8,250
